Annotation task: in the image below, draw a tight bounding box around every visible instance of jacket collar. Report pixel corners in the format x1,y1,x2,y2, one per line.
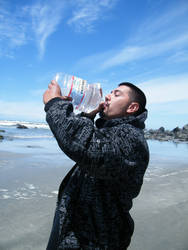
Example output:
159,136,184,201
95,110,148,130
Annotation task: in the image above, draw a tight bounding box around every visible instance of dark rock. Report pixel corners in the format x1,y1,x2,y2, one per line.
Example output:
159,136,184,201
158,127,165,133
148,129,155,134
183,124,188,131
172,127,180,133
165,130,174,136
16,124,28,129
144,123,188,142
0,129,5,133
174,130,188,141
0,135,4,140
26,145,42,148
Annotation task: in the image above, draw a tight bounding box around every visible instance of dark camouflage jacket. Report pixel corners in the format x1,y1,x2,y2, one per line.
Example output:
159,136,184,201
45,97,149,250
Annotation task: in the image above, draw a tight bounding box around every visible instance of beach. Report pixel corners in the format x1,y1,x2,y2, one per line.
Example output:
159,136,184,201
0,149,74,250
129,161,188,250
0,121,188,250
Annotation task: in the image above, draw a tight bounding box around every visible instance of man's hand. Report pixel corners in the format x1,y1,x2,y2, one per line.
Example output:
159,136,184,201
84,101,105,119
43,80,72,104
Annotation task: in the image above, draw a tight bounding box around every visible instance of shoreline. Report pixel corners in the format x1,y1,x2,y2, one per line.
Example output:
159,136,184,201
1,120,188,143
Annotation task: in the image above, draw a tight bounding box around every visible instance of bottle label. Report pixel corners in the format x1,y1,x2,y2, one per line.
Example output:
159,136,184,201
69,76,87,108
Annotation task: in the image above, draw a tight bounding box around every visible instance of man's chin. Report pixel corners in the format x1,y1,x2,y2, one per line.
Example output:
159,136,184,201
99,110,105,118
99,110,109,120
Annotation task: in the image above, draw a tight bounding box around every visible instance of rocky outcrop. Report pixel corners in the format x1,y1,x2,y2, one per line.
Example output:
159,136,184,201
144,124,188,142
16,124,28,129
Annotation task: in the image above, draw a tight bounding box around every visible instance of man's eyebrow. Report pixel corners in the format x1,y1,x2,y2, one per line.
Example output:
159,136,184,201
111,89,123,94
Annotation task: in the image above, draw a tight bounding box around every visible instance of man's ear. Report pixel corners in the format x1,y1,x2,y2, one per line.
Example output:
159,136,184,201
126,102,139,114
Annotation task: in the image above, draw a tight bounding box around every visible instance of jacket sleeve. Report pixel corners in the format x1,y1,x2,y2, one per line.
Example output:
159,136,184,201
44,98,96,165
45,98,147,179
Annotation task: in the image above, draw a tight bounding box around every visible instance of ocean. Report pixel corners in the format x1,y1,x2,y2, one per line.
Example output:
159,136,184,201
1,119,188,161
1,119,188,182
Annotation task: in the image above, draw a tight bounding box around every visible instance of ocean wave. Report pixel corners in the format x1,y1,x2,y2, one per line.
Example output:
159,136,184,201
12,135,53,139
160,169,188,178
0,120,49,129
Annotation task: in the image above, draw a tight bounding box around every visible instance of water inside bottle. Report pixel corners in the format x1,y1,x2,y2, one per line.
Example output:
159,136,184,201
54,73,102,112
80,83,102,112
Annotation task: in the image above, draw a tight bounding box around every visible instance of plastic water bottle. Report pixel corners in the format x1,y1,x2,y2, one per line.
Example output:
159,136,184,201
54,73,103,113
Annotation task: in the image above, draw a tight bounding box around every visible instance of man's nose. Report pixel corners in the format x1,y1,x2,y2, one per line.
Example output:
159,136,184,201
105,93,111,101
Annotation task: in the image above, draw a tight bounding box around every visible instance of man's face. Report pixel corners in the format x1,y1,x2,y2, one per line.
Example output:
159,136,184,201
102,85,133,120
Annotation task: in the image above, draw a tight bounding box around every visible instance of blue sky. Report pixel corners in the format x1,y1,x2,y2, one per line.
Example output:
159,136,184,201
0,0,188,129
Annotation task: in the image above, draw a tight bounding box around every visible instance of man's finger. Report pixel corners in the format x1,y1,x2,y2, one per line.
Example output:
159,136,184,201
97,102,105,112
60,96,72,101
48,83,53,89
48,80,57,88
43,89,49,104
51,80,57,85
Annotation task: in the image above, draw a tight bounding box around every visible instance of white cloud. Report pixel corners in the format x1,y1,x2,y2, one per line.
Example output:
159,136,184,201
0,0,118,58
149,100,188,116
100,33,188,69
134,2,188,44
0,0,65,58
76,32,188,70
67,0,117,32
0,1,28,50
166,50,188,63
0,100,45,121
138,73,188,129
29,0,65,58
139,74,188,104
75,2,188,70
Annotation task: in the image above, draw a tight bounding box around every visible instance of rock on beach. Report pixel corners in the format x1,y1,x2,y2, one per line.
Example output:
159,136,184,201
16,124,28,129
0,130,5,140
144,123,188,142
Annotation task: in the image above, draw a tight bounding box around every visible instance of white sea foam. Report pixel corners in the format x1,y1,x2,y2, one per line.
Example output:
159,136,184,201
24,183,36,190
144,177,152,182
0,189,8,192
160,171,179,178
12,135,52,139
41,194,54,198
2,194,11,199
51,190,58,195
0,184,58,200
0,120,49,129
15,196,31,200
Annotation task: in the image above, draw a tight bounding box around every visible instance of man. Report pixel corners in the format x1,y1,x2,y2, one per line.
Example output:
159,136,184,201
43,80,149,250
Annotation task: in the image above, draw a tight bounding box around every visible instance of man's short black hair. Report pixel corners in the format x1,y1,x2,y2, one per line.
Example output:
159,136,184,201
118,82,146,115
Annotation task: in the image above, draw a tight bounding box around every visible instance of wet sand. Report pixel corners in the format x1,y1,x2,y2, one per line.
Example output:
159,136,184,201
0,150,73,250
129,163,188,250
0,149,188,250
